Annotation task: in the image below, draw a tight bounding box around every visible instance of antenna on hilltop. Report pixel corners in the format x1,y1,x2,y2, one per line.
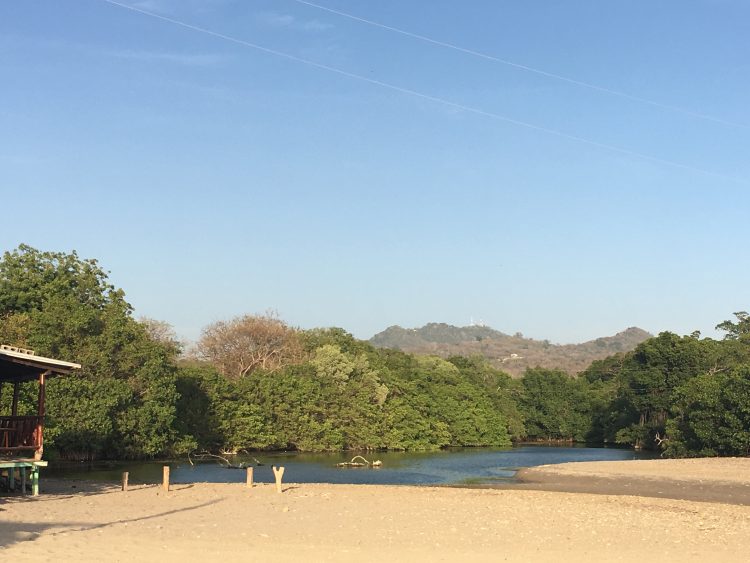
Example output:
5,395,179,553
470,317,487,328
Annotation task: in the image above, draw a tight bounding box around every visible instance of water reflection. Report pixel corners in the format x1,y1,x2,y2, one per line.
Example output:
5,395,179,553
45,445,655,486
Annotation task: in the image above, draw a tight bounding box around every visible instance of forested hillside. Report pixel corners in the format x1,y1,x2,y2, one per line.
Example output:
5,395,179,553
1,245,748,460
370,323,651,376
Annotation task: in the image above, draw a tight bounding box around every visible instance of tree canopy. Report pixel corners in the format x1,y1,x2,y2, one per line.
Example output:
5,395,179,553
0,245,183,459
197,313,303,379
2,244,747,460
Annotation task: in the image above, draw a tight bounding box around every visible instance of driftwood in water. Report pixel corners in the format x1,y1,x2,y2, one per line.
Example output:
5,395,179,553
187,451,263,469
336,455,383,468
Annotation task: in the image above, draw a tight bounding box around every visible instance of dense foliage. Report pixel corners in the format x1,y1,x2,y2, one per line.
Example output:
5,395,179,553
1,245,748,459
0,245,184,459
175,338,511,453
580,321,750,456
0,247,511,458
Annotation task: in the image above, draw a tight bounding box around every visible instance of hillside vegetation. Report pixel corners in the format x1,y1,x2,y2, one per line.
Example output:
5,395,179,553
370,323,651,376
1,245,748,460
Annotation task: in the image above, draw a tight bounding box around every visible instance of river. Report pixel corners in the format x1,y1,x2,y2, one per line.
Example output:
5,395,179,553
45,445,656,486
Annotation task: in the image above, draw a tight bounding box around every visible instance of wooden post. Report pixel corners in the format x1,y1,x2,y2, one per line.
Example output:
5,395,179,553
162,465,170,492
11,382,20,416
37,372,47,418
122,471,129,492
31,466,40,496
246,467,253,488
272,465,285,493
35,372,47,461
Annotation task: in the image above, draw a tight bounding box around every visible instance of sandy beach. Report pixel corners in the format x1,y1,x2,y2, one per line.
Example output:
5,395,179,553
516,457,750,505
2,459,750,562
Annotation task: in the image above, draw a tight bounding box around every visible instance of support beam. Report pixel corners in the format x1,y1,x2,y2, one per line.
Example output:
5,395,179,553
38,372,47,417
32,467,39,496
11,382,20,417
35,371,47,461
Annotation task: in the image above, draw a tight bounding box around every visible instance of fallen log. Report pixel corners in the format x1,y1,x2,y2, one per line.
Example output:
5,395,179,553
336,455,383,468
187,451,264,469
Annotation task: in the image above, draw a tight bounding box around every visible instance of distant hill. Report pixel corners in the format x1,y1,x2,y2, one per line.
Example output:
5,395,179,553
369,323,652,377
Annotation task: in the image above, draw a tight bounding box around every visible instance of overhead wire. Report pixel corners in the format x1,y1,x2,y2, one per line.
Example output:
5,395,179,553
291,0,748,131
99,0,745,185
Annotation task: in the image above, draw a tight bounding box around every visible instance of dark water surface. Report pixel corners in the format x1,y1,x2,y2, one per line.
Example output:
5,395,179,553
46,445,655,487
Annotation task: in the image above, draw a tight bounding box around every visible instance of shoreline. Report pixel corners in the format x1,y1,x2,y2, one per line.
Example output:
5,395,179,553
38,456,750,507
2,459,750,561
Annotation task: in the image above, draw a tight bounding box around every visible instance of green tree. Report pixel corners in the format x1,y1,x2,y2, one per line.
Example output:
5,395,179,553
520,368,591,441
0,245,182,459
448,355,525,440
716,311,750,342
613,333,723,449
666,367,750,457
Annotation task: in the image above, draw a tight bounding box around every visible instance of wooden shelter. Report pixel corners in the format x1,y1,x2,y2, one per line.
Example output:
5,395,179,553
0,344,80,494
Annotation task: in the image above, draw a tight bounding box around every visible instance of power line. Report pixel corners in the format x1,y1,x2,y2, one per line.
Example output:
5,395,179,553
99,0,744,184
292,0,748,131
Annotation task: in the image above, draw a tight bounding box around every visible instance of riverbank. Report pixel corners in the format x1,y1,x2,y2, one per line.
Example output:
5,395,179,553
516,457,750,505
2,459,750,562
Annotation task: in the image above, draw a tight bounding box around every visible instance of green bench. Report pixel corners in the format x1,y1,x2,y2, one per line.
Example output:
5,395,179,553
0,460,47,496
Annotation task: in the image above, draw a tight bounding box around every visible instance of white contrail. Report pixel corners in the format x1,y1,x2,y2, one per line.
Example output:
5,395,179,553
98,0,745,184
292,0,748,130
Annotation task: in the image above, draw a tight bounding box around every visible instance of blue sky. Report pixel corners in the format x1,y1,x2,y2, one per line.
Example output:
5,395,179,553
1,0,748,344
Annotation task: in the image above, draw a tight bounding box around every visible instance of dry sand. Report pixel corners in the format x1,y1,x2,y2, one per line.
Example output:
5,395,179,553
2,459,750,562
525,457,750,484
516,457,750,505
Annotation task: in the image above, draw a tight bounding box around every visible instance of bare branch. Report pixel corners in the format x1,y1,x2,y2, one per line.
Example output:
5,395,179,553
197,313,303,378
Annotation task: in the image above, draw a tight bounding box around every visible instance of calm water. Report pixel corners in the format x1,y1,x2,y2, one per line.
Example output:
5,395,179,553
45,445,655,487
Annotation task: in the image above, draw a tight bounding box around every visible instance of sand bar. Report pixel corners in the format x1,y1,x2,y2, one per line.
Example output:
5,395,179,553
517,457,750,505
1,459,750,562
525,457,750,483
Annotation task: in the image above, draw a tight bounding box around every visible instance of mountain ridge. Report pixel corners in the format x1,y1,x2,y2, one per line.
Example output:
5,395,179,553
369,323,652,376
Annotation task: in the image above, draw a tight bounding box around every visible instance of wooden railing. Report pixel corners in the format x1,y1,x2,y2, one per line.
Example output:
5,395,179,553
0,416,42,453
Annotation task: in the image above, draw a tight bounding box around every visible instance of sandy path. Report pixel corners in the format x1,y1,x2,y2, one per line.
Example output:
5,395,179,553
2,469,750,562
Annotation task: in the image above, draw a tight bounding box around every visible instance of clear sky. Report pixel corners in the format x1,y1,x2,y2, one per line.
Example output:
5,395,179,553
1,0,748,344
